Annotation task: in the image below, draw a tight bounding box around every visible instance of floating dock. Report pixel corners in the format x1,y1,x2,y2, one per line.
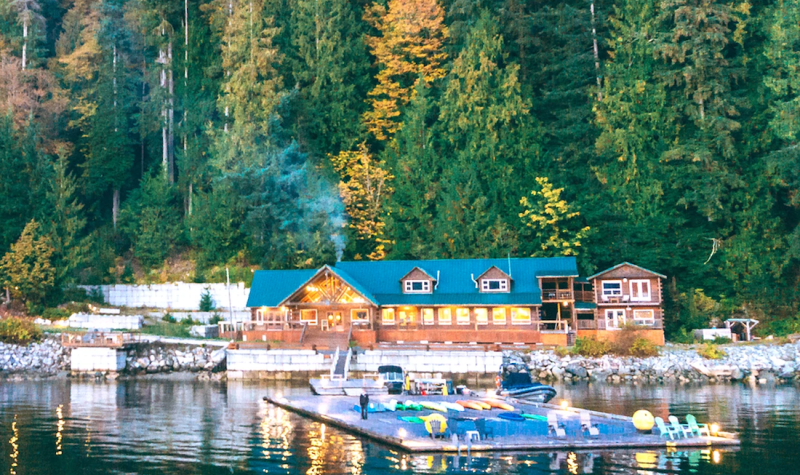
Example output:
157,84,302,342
262,394,740,453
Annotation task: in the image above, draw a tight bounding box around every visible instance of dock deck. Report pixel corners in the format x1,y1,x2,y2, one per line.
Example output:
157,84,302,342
262,394,740,453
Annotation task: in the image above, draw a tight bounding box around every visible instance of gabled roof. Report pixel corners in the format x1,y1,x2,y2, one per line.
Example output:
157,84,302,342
398,266,437,282
277,265,379,306
247,257,580,307
475,265,513,281
587,262,666,280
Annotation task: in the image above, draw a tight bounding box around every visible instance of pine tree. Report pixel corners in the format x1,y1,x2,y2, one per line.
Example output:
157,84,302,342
1,219,55,305
363,0,448,141
0,114,30,251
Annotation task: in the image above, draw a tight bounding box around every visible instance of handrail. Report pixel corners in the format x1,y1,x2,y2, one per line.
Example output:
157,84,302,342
343,347,353,380
346,324,354,346
299,322,308,344
330,346,339,379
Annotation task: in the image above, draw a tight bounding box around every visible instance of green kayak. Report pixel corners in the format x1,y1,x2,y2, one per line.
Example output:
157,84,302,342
521,414,548,422
398,416,425,424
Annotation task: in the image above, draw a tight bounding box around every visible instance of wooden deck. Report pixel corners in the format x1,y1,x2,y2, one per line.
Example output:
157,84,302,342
262,394,740,454
61,331,141,348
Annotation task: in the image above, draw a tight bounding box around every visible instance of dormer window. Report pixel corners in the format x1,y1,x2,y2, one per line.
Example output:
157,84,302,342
404,280,431,293
481,279,508,292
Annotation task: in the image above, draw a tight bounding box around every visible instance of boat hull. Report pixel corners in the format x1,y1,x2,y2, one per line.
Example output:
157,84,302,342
500,385,557,403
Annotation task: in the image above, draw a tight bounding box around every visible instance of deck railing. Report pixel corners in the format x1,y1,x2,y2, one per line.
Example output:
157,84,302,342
61,331,140,348
542,290,573,301
576,320,597,330
574,290,594,302
537,321,569,333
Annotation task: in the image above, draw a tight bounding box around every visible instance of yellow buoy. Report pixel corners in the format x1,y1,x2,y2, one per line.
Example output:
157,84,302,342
633,410,655,431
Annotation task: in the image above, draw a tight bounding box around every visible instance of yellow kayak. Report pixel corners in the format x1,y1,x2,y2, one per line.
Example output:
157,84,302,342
419,401,448,412
482,399,514,411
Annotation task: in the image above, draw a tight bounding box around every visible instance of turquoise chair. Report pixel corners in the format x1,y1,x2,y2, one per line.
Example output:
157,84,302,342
669,415,692,438
686,414,710,437
654,417,680,440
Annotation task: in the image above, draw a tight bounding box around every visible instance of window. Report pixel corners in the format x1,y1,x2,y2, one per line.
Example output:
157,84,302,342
492,308,507,324
633,309,655,326
422,308,434,325
629,280,651,301
511,307,531,325
404,280,431,293
601,281,623,296
351,309,369,324
456,308,470,325
399,309,416,324
475,308,488,325
438,308,452,325
300,309,318,325
605,309,626,329
381,308,395,325
255,309,265,321
481,279,508,292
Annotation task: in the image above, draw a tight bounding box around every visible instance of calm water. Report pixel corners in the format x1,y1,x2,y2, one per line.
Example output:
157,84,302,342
0,379,798,474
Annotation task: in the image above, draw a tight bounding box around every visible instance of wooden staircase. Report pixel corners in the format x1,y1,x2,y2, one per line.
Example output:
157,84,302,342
301,330,350,350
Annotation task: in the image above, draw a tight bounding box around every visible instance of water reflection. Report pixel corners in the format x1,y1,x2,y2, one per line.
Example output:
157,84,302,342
0,380,794,474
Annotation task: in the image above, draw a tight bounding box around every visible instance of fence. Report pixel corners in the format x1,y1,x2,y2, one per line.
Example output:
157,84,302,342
80,282,250,311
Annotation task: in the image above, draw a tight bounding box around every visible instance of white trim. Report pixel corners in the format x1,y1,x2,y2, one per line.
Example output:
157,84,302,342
350,308,369,323
633,309,655,326
604,309,626,329
480,279,509,293
381,308,395,325
438,308,452,325
475,308,488,325
601,280,623,296
629,279,651,301
510,307,531,325
300,309,318,325
422,308,435,325
456,308,470,325
492,308,507,324
403,280,431,293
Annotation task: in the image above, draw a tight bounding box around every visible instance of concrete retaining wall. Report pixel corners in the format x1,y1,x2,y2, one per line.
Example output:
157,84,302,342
70,348,127,372
80,282,250,311
227,349,329,377
63,313,144,330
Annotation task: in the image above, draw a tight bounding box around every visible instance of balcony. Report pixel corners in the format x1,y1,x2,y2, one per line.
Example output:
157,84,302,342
541,290,573,302
574,290,593,302
537,320,569,333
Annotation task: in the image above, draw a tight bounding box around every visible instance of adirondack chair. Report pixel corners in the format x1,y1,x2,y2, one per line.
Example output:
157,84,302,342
429,420,443,439
654,417,680,440
474,418,494,440
580,412,600,437
547,411,566,437
669,415,692,438
686,414,711,437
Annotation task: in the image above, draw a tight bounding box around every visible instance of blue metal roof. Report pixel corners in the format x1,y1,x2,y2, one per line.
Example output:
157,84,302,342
246,269,317,307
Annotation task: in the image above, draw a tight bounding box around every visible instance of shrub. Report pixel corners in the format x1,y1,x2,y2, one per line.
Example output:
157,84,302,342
199,288,215,312
554,346,569,357
712,336,732,345
141,322,191,338
61,286,88,302
0,317,43,344
162,313,176,323
209,313,223,325
41,308,70,321
571,337,611,357
628,338,659,357
87,286,104,303
698,343,725,360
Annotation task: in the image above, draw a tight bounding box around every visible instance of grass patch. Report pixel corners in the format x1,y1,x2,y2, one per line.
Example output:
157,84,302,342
140,322,192,339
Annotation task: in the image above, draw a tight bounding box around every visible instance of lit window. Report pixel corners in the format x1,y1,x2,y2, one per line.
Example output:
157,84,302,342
351,309,369,323
511,308,531,325
481,279,508,292
605,309,626,329
629,280,651,301
456,308,470,325
381,308,395,325
404,280,431,293
492,308,506,324
601,281,623,296
475,308,488,325
300,309,318,325
439,308,452,325
422,308,434,325
633,309,655,326
399,309,416,324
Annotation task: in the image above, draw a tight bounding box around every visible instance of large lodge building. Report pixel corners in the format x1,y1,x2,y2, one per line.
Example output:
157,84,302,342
225,257,666,348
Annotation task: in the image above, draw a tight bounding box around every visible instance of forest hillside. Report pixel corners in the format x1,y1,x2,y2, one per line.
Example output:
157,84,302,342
1,0,799,338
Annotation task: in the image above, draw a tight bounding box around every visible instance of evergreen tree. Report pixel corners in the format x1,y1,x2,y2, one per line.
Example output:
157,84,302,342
1,219,55,305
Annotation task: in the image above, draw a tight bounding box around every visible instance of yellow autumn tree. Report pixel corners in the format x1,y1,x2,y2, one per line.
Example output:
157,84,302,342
519,177,590,257
331,144,393,260
363,0,448,141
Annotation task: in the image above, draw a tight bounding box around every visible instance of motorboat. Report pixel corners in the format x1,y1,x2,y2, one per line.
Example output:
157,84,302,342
497,362,557,403
378,365,405,394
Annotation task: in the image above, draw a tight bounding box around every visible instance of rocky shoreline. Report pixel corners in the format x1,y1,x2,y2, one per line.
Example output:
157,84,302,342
0,337,225,381
520,341,800,385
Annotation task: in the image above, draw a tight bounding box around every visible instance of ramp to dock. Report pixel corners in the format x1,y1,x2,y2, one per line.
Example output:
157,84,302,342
262,394,740,454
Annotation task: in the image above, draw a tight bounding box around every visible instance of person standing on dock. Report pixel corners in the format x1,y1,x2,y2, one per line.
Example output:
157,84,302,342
360,391,369,420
